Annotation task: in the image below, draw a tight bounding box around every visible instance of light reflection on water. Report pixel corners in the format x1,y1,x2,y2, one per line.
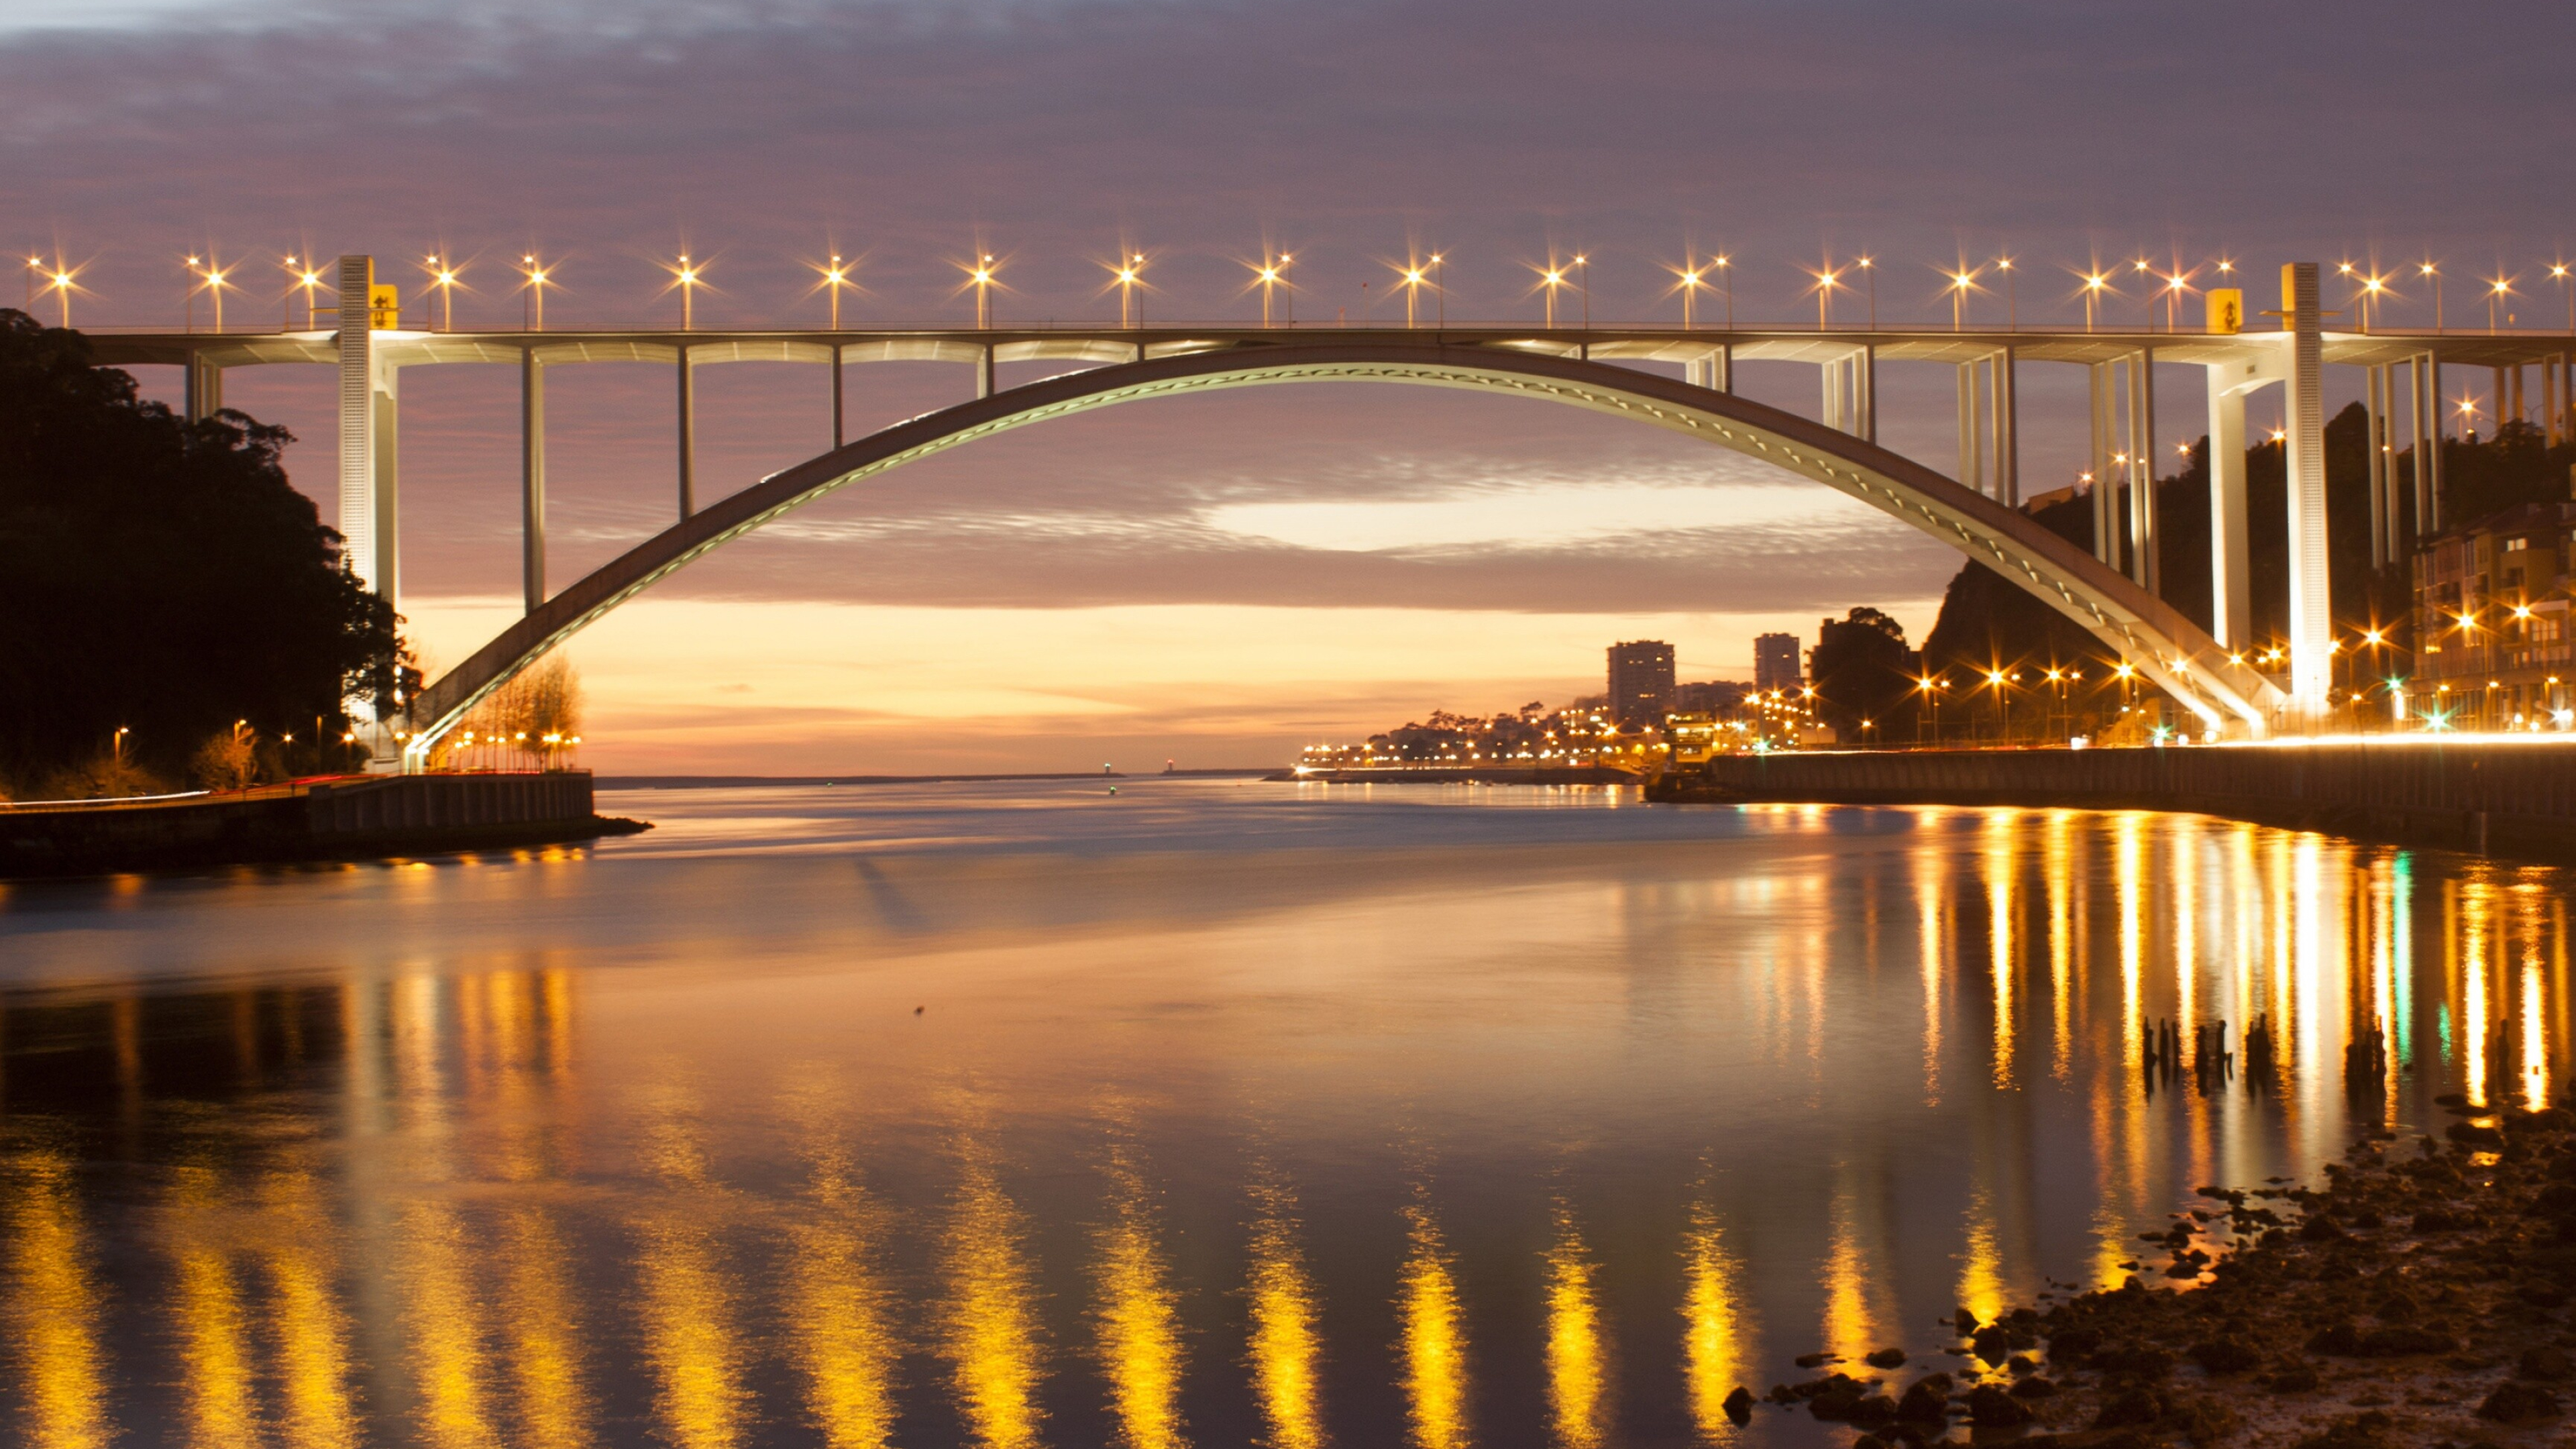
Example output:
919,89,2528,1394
0,780,2571,1446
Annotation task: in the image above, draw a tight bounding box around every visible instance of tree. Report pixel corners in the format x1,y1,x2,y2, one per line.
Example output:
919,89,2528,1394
1807,606,1917,743
0,311,415,790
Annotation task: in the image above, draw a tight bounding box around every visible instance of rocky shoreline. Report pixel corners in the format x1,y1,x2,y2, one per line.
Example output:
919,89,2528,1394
1734,1099,2576,1446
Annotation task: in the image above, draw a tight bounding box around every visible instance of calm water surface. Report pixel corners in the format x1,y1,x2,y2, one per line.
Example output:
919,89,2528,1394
0,780,2566,1449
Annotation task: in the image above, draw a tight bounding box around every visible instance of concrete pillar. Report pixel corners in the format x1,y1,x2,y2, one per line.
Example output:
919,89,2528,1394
2420,351,2443,531
830,344,845,449
1995,347,2019,506
1859,344,1877,443
1821,358,1843,433
2090,360,2116,566
521,349,545,614
1956,360,1979,492
1715,342,1732,394
2282,263,2332,718
2128,350,2157,594
184,354,223,422
372,368,399,608
2206,370,2250,648
676,345,695,519
977,345,996,400
335,256,381,596
2365,364,2387,569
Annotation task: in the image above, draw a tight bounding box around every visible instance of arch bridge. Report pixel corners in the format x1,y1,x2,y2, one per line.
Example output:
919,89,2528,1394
80,256,2576,761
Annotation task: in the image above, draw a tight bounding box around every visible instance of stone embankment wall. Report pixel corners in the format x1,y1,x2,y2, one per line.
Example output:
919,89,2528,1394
2,771,610,876
1669,744,2576,859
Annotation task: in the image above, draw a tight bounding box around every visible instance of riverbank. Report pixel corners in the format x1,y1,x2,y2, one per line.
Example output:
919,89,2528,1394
1654,741,2576,863
1747,1100,2576,1446
1267,764,1644,785
0,771,645,877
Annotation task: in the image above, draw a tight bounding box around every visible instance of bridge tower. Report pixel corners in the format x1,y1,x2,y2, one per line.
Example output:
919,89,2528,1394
335,255,399,610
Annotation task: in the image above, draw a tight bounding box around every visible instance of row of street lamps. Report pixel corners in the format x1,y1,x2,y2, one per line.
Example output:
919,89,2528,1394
19,243,2576,336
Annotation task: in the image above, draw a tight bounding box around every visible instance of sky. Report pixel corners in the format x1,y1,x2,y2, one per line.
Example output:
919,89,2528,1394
7,0,2575,773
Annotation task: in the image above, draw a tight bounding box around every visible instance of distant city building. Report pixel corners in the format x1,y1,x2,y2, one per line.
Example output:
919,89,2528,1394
1754,632,1802,693
1607,640,1677,727
2414,495,2576,729
1674,679,1756,715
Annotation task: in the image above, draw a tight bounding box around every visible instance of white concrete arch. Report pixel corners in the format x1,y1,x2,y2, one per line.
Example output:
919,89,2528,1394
400,340,2284,767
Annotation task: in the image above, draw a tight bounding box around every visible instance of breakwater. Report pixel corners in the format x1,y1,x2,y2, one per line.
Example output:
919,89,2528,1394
1,771,639,877
1658,741,2576,859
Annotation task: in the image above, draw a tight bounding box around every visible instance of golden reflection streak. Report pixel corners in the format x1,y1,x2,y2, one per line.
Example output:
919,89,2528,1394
1398,1198,1470,1449
1246,1177,1326,1449
1915,839,1945,1106
1956,1186,2004,1331
260,1167,362,1449
1680,1199,1752,1444
945,1140,1047,1449
398,1197,498,1449
780,1079,898,1449
502,1208,591,1449
2090,812,2148,1289
1095,1142,1189,1449
1819,1174,1889,1362
2465,880,2491,1106
169,1164,262,1449
2044,811,2074,1082
637,1087,748,1449
1543,1206,1609,1449
5,1144,114,1449
1984,811,2016,1087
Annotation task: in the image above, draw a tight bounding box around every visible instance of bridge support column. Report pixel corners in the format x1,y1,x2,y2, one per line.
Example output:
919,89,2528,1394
2282,262,2331,720
2088,362,2112,566
334,255,399,610
2206,372,2251,649
183,354,222,422
2126,347,2157,595
676,345,695,519
2365,364,2388,568
2417,351,2442,531
1859,343,1876,443
977,345,996,400
1994,347,2018,506
830,344,845,449
522,349,545,613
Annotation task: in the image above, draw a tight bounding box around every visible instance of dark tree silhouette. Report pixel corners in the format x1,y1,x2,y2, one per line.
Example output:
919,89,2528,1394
0,311,415,790
1807,606,1917,743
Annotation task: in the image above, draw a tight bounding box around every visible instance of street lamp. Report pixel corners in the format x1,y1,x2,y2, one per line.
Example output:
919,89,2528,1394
671,253,702,331
1397,261,1428,329
195,256,232,333
32,257,75,328
1674,258,1707,329
819,253,853,329
1811,262,1841,329
1857,255,1875,329
1996,256,2017,330
2554,262,2574,333
521,254,552,331
1574,253,1590,331
2487,274,2514,334
284,255,326,329
2134,258,2155,328
1250,251,1293,327
1113,253,1145,328
968,253,998,329
2420,261,2443,332
1538,263,1567,328
1947,266,1976,331
425,254,461,332
1715,254,1733,331
2080,270,2110,332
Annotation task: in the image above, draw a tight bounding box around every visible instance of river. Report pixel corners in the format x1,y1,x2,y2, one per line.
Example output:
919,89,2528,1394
0,779,2559,1448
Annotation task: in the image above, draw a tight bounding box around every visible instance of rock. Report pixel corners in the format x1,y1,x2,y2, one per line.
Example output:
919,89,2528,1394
2190,1336,2262,1374
2265,1362,2322,1393
2448,1121,2506,1148
2356,1324,2454,1356
2371,1289,2419,1322
1720,1386,1754,1425
2298,1214,2347,1242
1966,1384,2032,1427
2517,1345,2573,1379
2010,1376,2059,1399
1896,1378,1952,1424
1805,1375,1868,1420
1852,1437,1888,1449
1792,1350,1833,1368
2294,1409,2394,1449
1862,1346,1905,1369
2475,1381,2561,1423
2092,1386,2165,1428
2304,1320,2363,1356
1953,1306,1981,1336
2006,1353,2038,1375
2412,1208,2463,1232
2166,1396,2240,1446
2519,1284,2571,1309
1847,1393,1899,1428
2088,1344,2175,1380
2046,1325,2103,1358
